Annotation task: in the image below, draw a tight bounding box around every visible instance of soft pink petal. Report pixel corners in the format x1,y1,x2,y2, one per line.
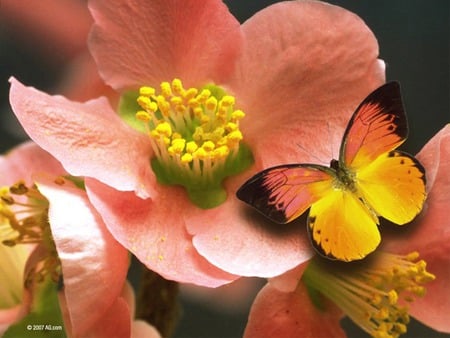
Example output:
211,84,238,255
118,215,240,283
230,0,385,168
88,0,241,90
9,78,156,199
35,176,129,337
382,125,450,332
2,0,91,61
0,305,22,336
268,262,308,293
132,320,161,338
85,178,238,287
120,282,162,338
186,174,313,278
0,141,66,186
59,290,131,338
244,282,345,338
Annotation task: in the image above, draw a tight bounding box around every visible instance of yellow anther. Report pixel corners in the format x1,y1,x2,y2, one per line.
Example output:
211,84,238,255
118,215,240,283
220,95,235,107
184,88,198,101
197,89,211,103
136,110,152,122
171,78,184,95
172,132,182,140
139,86,155,97
202,141,215,152
181,153,193,163
225,122,238,132
387,290,398,305
228,130,243,142
193,147,207,160
160,82,172,97
170,138,186,153
200,115,210,124
170,96,183,106
188,98,200,109
231,109,245,120
186,141,198,153
137,96,155,111
205,96,218,112
154,122,172,137
213,146,229,158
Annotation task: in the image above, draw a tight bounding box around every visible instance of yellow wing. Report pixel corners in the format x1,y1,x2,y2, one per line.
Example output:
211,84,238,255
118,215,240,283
307,188,381,261
356,150,426,225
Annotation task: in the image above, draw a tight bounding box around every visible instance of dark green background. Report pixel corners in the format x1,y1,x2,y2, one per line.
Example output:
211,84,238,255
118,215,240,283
0,1,448,337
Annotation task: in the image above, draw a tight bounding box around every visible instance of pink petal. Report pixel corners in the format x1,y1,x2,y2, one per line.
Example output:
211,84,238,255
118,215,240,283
268,262,308,293
2,0,91,61
186,174,313,278
244,282,345,338
0,141,66,186
35,176,129,337
230,0,385,168
382,125,450,332
0,305,22,336
120,282,162,338
85,178,238,287
88,0,241,90
9,78,156,199
132,320,161,338
58,290,131,338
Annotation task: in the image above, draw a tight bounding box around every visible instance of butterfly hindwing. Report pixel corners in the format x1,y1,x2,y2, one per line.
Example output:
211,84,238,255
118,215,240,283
307,188,380,261
355,150,426,225
341,82,408,169
236,164,334,224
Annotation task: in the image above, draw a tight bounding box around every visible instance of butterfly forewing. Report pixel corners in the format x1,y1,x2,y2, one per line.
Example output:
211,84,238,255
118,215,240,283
340,82,408,170
236,164,334,224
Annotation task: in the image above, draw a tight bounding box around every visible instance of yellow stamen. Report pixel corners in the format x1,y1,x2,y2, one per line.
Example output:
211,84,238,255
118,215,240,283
302,252,435,338
135,78,248,203
0,180,62,285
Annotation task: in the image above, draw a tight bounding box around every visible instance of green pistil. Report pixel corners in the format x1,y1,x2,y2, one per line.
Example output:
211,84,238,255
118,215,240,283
302,252,435,338
134,79,254,209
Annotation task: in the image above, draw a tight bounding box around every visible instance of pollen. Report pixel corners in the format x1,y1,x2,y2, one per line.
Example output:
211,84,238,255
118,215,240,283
302,252,435,338
0,181,62,285
136,78,250,208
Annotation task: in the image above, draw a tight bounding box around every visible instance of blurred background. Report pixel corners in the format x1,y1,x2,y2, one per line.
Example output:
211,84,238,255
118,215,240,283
0,1,449,337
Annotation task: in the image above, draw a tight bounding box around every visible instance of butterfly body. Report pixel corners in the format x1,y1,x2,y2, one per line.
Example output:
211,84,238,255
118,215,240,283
237,82,426,262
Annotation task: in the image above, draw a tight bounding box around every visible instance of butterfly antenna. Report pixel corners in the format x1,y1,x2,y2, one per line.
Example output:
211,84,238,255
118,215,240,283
326,121,336,160
295,142,326,164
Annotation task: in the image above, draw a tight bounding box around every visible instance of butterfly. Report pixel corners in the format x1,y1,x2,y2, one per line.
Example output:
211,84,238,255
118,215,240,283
236,82,426,262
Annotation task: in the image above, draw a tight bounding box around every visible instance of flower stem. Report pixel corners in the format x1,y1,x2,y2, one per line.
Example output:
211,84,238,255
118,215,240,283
136,268,180,337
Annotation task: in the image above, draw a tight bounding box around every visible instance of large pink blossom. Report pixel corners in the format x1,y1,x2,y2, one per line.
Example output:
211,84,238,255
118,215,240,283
9,0,384,285
0,142,130,337
244,124,450,337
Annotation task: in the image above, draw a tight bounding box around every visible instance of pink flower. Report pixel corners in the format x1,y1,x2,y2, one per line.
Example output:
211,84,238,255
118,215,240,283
0,142,130,337
9,0,384,285
244,124,450,337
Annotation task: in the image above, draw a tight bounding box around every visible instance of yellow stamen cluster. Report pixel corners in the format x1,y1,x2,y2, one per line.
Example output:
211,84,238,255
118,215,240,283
136,78,245,183
302,252,435,338
0,181,61,284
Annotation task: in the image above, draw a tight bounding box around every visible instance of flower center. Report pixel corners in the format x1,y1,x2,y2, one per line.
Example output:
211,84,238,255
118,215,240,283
135,79,253,208
0,181,61,284
302,252,435,338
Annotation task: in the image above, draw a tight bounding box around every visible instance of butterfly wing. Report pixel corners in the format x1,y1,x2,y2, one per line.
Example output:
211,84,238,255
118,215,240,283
236,164,334,224
307,188,380,261
355,150,426,225
340,81,407,169
340,81,426,225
